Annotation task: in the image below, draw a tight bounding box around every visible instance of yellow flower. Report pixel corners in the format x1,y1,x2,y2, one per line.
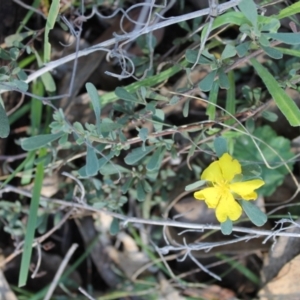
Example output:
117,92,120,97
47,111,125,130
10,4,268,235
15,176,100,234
194,153,265,223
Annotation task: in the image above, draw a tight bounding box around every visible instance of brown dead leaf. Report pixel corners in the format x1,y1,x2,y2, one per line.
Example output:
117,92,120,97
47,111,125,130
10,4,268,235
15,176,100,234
260,218,300,284
107,232,150,279
183,284,236,300
157,273,185,300
259,254,300,300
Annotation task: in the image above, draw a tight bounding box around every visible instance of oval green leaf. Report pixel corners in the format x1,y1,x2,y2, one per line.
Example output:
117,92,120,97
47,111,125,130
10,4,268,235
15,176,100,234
21,132,64,151
220,218,233,235
240,200,267,226
86,145,99,176
124,145,155,165
0,102,9,138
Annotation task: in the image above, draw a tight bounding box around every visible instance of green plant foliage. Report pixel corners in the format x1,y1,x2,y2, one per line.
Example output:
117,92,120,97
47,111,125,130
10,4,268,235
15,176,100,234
5,0,300,294
220,218,233,235
86,82,101,132
251,58,300,126
239,200,267,226
261,111,278,122
86,145,99,176
19,148,46,287
265,33,300,45
124,146,155,165
44,0,60,63
21,132,64,151
262,46,283,59
146,146,166,171
199,70,217,91
214,136,228,158
276,1,300,19
110,217,120,235
136,179,146,201
234,125,294,196
221,44,237,60
115,87,143,103
185,180,206,191
0,101,9,138
238,0,258,28
241,164,262,180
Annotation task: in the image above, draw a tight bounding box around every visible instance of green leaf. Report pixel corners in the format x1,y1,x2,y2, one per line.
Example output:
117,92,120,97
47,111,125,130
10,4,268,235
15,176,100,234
214,137,228,158
152,109,165,132
139,127,148,150
99,163,130,175
276,2,300,19
86,83,101,133
9,48,19,60
18,148,46,287
100,60,190,107
236,42,251,57
206,81,219,119
187,132,202,168
183,99,190,117
238,0,258,27
0,80,28,92
240,200,267,226
261,111,278,122
199,70,217,92
234,125,294,196
21,132,64,151
225,70,236,126
265,33,300,45
136,180,146,201
185,180,206,191
142,179,152,193
218,69,230,89
220,219,233,235
201,12,249,42
115,87,142,103
110,217,120,235
86,145,99,176
251,58,300,126
143,89,169,101
274,47,300,58
221,44,237,60
0,101,9,138
261,46,283,59
146,146,166,171
185,49,212,64
5,31,34,47
33,49,56,92
44,0,60,63
124,145,155,165
261,18,280,32
0,49,11,60
259,35,270,47
98,121,122,133
121,177,134,194
241,164,262,180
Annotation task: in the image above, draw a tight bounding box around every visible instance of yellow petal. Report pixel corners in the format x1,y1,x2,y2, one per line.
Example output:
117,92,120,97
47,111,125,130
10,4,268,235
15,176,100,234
194,187,221,208
215,192,242,222
201,160,223,183
218,153,242,181
229,179,264,200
